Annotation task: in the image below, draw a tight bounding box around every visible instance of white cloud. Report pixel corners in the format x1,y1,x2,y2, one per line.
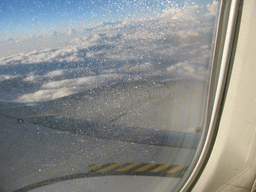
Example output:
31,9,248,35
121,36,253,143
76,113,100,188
16,74,121,102
16,88,77,103
118,63,154,73
0,74,22,81
206,1,220,16
44,70,65,78
166,61,209,79
0,1,219,102
66,28,77,36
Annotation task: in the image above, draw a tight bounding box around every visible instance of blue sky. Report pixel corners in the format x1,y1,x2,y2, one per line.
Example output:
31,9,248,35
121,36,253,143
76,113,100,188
0,0,216,40
0,0,169,39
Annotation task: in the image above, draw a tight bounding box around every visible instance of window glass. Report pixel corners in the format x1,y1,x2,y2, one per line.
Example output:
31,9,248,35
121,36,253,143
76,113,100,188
0,0,221,191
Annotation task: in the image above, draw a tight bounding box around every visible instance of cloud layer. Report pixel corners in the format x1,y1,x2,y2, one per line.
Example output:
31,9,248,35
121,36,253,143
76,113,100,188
0,1,219,103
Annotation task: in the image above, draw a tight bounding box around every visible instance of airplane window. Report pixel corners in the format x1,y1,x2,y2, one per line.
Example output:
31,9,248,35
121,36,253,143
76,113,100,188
0,0,222,191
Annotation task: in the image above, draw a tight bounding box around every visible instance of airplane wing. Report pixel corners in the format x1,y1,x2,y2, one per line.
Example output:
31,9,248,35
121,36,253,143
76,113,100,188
0,79,206,191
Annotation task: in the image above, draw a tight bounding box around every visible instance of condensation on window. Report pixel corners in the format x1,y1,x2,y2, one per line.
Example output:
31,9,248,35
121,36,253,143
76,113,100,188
0,1,221,191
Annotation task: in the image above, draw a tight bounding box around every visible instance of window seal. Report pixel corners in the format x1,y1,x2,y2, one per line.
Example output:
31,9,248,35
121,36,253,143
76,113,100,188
177,0,243,191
